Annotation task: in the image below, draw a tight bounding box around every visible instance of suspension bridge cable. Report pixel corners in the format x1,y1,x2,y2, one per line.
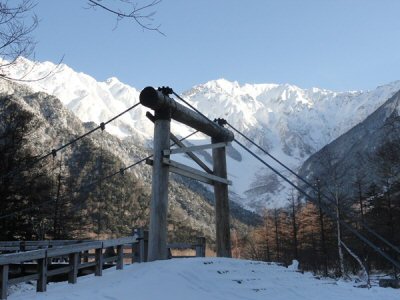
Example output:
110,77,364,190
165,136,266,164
227,121,400,256
233,137,400,269
0,129,199,221
1,102,141,180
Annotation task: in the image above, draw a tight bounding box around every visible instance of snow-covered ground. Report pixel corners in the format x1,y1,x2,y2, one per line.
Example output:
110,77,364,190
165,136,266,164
9,258,398,300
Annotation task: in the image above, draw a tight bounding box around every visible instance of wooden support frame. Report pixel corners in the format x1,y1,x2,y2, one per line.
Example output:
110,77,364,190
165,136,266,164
146,112,212,175
140,87,234,260
163,142,229,155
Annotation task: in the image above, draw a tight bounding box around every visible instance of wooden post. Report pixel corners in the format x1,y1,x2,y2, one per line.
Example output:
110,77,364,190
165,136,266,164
68,253,79,284
195,237,206,257
148,110,171,262
83,250,89,263
37,258,47,292
135,228,145,263
95,248,103,276
0,265,8,300
144,230,149,262
212,138,232,257
116,245,123,270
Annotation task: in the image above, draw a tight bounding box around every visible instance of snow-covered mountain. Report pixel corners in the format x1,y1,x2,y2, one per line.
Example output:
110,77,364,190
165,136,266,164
6,58,400,210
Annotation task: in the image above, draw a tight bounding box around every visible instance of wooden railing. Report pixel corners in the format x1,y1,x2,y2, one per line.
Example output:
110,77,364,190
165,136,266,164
0,236,139,300
0,229,206,299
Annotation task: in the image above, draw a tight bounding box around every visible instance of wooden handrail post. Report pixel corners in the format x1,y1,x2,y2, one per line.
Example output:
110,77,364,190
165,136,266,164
95,248,103,276
116,245,123,270
134,228,145,263
37,258,47,292
195,237,206,257
0,265,9,300
68,253,79,284
148,109,171,262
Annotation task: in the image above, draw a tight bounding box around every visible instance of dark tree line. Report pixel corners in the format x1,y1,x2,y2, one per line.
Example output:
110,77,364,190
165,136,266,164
240,138,400,279
0,95,150,241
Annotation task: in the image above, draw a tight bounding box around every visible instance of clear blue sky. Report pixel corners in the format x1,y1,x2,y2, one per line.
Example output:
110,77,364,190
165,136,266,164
33,0,400,93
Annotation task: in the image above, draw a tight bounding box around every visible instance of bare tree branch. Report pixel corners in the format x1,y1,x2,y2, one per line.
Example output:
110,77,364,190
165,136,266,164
0,0,38,75
87,0,164,35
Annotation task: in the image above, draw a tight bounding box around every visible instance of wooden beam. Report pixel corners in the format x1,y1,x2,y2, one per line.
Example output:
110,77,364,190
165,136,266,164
0,249,46,265
163,142,229,155
148,113,170,262
102,236,136,248
0,264,8,300
161,158,231,185
212,137,232,258
140,87,234,142
169,133,213,174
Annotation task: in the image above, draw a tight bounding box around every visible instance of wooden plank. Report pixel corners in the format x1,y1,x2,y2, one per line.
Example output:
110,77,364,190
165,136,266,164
78,262,96,269
68,253,79,284
163,142,229,155
36,258,47,292
148,116,170,262
95,248,103,276
102,236,137,248
212,138,232,258
0,247,20,252
163,159,232,185
167,243,194,249
0,249,46,265
8,273,39,285
103,256,117,263
116,245,123,270
0,242,20,247
1,264,8,300
47,242,102,257
140,87,234,142
47,266,72,277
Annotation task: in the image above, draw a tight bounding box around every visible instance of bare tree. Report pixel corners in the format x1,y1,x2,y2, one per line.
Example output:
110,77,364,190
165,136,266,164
0,0,38,78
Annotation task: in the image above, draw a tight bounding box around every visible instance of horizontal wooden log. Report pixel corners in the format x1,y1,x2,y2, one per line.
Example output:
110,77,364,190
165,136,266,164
103,256,118,264
162,159,231,185
0,242,20,247
8,273,39,285
0,247,20,251
78,262,96,269
163,142,229,155
167,243,194,249
140,87,234,142
0,250,46,265
102,236,137,248
47,266,72,277
47,242,102,257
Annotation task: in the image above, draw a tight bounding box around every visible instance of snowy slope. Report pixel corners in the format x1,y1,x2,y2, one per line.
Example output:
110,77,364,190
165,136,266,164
9,258,398,300
6,58,400,209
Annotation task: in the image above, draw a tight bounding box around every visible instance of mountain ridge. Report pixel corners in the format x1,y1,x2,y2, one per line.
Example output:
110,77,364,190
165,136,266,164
5,57,400,209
